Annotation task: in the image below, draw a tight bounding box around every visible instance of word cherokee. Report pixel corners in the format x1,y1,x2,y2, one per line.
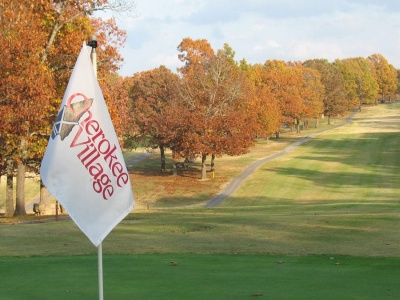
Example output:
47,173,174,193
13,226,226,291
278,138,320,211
52,93,129,200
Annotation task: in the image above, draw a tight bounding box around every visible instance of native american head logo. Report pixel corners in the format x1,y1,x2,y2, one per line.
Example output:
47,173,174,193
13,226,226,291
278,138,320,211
51,93,93,140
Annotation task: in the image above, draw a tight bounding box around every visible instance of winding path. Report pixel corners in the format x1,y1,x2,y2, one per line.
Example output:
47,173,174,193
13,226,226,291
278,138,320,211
205,112,358,208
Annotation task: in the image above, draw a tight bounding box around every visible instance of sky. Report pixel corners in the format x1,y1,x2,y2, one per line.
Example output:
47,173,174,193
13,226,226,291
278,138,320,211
106,0,400,76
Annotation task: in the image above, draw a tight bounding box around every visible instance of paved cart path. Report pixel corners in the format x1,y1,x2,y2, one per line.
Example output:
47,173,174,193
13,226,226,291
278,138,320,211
205,112,357,208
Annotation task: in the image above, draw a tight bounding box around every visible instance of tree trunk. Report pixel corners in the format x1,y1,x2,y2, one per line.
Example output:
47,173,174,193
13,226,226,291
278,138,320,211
172,162,177,176
315,118,319,128
171,150,177,175
14,162,26,216
327,116,331,125
5,160,14,218
201,154,207,180
210,154,215,172
275,131,280,138
40,180,47,203
160,145,166,172
39,180,49,215
295,118,300,133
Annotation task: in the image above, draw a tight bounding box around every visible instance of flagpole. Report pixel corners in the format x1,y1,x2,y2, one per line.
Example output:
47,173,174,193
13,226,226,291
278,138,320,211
41,36,133,300
90,35,97,78
88,35,102,300
98,243,104,300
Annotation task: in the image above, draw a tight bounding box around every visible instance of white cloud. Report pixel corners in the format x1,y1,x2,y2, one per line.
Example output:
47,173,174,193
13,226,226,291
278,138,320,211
150,54,183,70
289,41,344,62
253,40,281,52
113,0,400,76
135,0,207,21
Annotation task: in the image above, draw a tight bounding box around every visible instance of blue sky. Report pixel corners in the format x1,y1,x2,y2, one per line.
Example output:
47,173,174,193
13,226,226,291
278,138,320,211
108,0,400,76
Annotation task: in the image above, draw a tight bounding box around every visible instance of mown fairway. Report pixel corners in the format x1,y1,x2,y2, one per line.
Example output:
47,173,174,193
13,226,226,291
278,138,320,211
0,103,400,299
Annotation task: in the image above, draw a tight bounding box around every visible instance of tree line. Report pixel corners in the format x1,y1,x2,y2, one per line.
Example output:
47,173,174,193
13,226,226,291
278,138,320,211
125,38,399,180
1,1,399,216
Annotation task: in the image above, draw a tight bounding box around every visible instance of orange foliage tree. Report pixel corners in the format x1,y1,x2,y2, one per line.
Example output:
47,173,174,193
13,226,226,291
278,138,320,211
260,60,324,134
128,66,182,172
0,0,55,216
178,39,257,179
368,54,398,103
0,0,129,216
303,59,348,124
295,64,324,127
262,60,304,132
246,64,282,138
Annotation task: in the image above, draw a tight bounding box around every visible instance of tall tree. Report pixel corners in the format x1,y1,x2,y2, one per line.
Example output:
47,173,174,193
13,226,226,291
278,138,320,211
0,0,55,215
128,66,182,171
295,64,324,127
101,73,131,137
246,64,282,137
177,37,214,74
350,57,378,107
262,60,306,133
178,39,256,179
0,0,130,216
368,54,398,103
304,59,348,124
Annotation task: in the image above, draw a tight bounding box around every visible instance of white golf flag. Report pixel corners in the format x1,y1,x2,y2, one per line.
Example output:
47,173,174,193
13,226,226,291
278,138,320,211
40,43,134,247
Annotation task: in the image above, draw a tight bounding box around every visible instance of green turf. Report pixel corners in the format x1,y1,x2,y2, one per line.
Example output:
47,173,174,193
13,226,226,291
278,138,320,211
0,204,398,257
227,110,400,207
1,254,399,300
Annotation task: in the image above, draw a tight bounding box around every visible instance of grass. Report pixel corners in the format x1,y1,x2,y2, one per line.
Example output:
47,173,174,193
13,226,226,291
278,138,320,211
1,254,399,300
0,203,399,257
226,104,400,209
1,103,400,299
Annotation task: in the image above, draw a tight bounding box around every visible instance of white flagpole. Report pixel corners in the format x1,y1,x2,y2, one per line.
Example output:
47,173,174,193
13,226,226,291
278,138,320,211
98,243,104,300
88,35,103,300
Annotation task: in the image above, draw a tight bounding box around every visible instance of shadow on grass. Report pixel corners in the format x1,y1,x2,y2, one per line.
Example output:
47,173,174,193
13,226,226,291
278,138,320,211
271,166,400,189
271,131,400,189
128,154,206,179
295,132,399,165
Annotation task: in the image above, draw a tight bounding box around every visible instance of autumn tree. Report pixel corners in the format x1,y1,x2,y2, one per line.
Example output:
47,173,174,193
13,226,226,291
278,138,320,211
368,54,398,103
260,60,324,133
296,64,324,126
335,58,379,111
246,64,282,137
178,39,256,179
101,73,131,136
177,37,215,73
304,59,348,124
128,66,182,172
0,0,130,216
0,0,55,216
261,60,304,133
